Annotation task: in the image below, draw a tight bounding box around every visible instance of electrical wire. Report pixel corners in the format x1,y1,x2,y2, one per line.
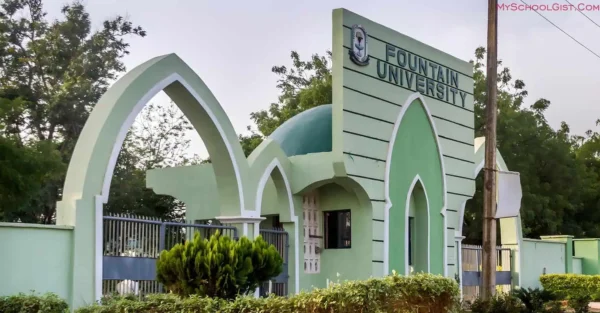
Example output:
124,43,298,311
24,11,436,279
564,0,600,29
519,0,600,59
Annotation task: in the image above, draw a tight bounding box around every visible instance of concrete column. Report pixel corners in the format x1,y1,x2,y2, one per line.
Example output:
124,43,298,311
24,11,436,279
215,216,266,239
540,235,574,273
455,234,465,301
500,216,523,288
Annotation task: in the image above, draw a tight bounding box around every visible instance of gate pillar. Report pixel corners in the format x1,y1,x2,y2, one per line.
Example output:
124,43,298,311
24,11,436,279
216,216,266,239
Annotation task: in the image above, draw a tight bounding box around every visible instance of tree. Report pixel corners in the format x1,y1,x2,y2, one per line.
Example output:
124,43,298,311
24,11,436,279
0,137,63,222
463,47,592,243
0,0,146,223
239,51,332,156
105,102,203,220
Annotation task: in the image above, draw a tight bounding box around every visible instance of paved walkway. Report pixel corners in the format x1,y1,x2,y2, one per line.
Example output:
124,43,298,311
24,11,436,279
590,302,600,312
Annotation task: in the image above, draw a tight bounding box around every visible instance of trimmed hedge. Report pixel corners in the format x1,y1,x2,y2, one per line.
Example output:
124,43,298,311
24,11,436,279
540,274,600,300
0,292,69,313
76,273,459,313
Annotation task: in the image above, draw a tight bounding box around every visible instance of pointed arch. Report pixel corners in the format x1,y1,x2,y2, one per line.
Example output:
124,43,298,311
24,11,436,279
60,54,250,221
384,92,448,276
57,54,251,306
404,175,431,275
254,157,300,294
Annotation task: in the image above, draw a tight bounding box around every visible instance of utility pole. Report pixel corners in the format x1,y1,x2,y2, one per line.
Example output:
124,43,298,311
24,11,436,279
482,0,499,300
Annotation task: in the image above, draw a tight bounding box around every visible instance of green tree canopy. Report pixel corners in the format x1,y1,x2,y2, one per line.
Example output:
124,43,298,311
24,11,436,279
463,47,589,242
0,0,146,222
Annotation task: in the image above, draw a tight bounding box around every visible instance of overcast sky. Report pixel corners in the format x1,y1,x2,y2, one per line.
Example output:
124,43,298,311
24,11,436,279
44,0,600,158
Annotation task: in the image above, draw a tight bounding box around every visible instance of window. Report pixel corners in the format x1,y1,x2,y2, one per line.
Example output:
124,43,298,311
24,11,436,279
324,210,351,249
408,217,414,266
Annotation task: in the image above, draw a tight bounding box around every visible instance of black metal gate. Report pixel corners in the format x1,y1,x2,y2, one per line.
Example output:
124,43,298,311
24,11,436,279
102,213,237,296
258,229,289,297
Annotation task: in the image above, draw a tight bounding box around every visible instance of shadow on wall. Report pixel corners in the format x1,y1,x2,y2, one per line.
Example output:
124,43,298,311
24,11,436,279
299,182,372,290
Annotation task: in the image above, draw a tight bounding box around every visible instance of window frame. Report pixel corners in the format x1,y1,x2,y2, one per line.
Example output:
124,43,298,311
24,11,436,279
323,209,352,249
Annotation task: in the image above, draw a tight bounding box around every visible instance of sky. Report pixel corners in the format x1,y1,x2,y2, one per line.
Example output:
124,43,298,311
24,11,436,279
43,0,600,158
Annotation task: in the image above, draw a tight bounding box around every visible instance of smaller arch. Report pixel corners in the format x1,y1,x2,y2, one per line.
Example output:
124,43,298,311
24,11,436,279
404,175,431,275
254,158,300,294
384,93,448,276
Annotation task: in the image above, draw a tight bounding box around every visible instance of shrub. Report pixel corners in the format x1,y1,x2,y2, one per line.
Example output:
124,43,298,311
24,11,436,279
569,294,591,313
76,273,459,313
0,292,69,313
156,231,283,299
513,287,556,313
540,274,600,301
469,293,523,313
468,289,563,313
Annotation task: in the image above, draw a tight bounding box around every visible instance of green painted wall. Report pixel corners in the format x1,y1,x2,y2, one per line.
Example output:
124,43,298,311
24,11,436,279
0,224,73,303
388,100,445,275
521,239,565,289
574,239,600,274
299,183,372,290
541,235,573,273
260,178,283,217
573,257,583,274
147,164,221,222
410,187,429,273
331,8,474,277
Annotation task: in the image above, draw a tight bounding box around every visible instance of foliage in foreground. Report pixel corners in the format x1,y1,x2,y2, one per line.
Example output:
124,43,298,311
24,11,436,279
467,289,563,313
77,273,458,313
540,273,600,301
0,292,68,313
156,231,283,299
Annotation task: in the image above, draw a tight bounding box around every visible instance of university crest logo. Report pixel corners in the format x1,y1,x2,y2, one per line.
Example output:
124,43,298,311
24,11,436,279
349,24,369,66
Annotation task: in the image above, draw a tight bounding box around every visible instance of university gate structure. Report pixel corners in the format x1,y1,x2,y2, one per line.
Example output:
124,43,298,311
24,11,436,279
1,8,525,309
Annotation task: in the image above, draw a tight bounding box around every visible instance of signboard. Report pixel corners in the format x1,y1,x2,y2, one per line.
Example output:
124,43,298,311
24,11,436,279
496,170,522,218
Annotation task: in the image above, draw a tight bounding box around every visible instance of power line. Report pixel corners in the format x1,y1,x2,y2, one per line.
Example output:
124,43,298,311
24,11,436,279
564,0,600,30
519,0,600,60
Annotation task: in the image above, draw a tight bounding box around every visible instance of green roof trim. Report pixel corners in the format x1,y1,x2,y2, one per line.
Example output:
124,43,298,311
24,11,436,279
269,104,332,157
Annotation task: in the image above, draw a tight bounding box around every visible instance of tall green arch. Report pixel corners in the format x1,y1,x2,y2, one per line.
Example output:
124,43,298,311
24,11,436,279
56,54,252,308
385,94,447,276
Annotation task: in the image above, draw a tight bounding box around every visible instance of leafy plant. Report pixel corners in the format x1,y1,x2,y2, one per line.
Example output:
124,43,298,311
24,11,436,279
513,287,556,313
76,273,459,313
156,231,282,299
540,274,600,301
0,292,69,313
569,294,591,313
469,293,523,313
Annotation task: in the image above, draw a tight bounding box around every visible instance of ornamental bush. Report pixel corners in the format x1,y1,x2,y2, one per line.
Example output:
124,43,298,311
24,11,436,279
0,292,69,313
76,273,460,313
156,231,283,299
540,274,600,301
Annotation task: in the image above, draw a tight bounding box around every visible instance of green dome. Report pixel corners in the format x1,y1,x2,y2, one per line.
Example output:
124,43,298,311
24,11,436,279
269,104,332,157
